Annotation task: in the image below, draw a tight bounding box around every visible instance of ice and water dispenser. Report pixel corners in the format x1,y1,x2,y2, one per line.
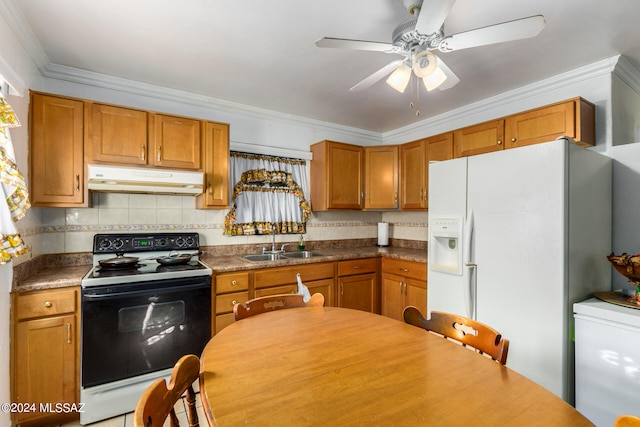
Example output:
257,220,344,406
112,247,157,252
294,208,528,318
429,216,463,275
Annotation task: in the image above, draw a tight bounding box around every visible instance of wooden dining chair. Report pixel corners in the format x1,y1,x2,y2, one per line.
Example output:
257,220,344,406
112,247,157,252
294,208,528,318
615,415,640,427
234,292,325,321
134,354,203,427
403,306,510,365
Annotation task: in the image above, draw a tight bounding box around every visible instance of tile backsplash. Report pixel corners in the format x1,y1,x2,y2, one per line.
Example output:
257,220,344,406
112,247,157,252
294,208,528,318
15,193,428,263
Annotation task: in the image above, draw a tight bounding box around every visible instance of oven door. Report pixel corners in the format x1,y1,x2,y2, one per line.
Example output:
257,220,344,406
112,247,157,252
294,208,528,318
81,276,211,388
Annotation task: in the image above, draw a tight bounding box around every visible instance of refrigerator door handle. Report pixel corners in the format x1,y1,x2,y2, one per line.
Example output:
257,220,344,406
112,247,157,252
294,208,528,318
463,209,476,319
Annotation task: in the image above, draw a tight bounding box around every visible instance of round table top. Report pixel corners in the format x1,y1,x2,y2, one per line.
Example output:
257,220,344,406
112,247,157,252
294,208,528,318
200,306,592,426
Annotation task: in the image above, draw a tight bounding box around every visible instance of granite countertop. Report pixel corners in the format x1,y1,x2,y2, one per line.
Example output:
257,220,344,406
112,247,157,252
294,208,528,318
12,246,427,292
201,246,427,273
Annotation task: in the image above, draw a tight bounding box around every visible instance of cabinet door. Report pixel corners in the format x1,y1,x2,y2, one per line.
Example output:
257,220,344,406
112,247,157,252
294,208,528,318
306,278,335,307
30,93,85,206
400,139,427,210
405,278,427,317
197,121,229,208
505,98,595,149
364,146,398,209
90,103,148,165
381,273,405,320
150,114,201,169
338,273,377,313
424,133,453,209
310,141,363,210
454,119,505,157
14,314,76,425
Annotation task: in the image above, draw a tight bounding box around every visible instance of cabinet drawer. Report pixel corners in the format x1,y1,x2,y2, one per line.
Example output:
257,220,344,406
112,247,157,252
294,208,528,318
337,258,379,276
215,313,235,334
216,272,249,293
215,292,249,314
15,288,77,320
254,262,334,288
382,258,427,281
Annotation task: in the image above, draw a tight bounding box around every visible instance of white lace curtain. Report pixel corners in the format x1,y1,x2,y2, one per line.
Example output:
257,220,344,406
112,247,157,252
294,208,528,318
224,152,310,235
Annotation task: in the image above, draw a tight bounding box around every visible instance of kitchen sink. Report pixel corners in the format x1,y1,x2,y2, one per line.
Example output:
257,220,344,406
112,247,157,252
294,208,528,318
243,253,283,262
282,251,323,259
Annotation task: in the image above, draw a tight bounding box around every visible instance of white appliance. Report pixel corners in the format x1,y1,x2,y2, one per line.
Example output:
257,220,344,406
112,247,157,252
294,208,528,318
427,138,612,404
87,163,204,195
574,298,640,426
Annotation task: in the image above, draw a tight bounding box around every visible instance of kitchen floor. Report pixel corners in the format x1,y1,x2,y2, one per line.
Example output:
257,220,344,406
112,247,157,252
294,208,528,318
57,392,207,426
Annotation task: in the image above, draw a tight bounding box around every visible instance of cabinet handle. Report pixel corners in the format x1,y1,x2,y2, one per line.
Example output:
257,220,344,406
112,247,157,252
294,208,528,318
399,282,403,294
340,282,344,295
399,267,409,272
141,145,145,161
511,138,517,142
66,323,71,344
231,279,237,285
404,282,408,295
394,191,398,203
44,301,52,308
361,191,364,202
157,146,162,162
352,265,362,269
208,181,212,195
75,174,80,192
497,140,503,145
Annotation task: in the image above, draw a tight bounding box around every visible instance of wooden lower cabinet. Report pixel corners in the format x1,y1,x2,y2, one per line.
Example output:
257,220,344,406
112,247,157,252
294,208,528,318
337,258,379,313
12,287,80,426
381,258,427,321
214,271,250,334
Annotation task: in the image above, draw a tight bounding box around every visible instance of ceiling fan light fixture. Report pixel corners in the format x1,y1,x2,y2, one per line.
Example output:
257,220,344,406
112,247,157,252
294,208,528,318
422,66,448,91
386,63,412,93
412,51,437,78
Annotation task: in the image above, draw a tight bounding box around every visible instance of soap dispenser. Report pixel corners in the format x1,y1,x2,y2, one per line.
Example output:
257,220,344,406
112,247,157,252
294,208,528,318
297,235,305,251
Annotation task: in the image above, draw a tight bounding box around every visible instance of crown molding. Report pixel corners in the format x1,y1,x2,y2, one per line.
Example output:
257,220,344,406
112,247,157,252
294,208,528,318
384,56,618,143
613,55,640,95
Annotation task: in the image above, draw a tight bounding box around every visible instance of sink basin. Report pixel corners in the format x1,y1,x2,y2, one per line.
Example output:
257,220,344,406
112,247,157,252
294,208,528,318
243,253,283,262
282,251,323,259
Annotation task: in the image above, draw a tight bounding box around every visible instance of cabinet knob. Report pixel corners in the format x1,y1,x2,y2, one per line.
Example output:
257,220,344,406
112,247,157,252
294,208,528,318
231,279,237,285
44,301,52,308
231,300,238,305
511,138,517,142
497,140,503,145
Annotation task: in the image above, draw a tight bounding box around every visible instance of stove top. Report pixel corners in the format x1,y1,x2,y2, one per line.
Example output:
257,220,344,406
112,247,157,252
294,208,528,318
82,232,211,287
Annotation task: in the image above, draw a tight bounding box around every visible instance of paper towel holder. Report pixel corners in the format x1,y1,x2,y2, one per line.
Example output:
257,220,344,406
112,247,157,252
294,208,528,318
377,222,390,247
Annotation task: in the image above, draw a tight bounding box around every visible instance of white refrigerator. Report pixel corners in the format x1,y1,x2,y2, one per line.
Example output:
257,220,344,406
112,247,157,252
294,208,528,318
427,138,612,404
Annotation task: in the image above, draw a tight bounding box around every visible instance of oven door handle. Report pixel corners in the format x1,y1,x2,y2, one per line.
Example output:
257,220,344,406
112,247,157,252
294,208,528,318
82,282,210,300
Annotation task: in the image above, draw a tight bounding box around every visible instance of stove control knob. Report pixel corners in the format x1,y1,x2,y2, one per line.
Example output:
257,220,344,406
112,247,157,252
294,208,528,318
112,239,124,250
185,237,195,247
99,239,111,250
175,237,186,247
156,238,169,247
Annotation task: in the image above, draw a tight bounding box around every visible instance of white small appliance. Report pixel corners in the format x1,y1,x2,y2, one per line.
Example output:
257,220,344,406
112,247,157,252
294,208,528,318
574,298,640,426
87,164,204,195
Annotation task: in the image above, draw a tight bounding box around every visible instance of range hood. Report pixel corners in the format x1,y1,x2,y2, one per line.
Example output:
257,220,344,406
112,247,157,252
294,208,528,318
87,164,204,195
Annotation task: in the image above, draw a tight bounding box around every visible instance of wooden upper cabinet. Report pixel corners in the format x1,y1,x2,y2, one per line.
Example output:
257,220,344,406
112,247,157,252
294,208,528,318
196,121,230,209
30,92,86,207
90,103,148,165
88,105,202,170
364,145,398,209
150,113,201,169
310,141,363,210
454,119,505,157
400,132,452,210
505,97,595,149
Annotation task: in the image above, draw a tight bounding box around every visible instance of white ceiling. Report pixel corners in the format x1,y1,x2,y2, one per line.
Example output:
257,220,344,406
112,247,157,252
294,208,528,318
6,0,640,133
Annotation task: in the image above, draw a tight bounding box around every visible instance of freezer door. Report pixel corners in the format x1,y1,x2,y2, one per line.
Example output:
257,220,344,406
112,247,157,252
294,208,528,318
427,157,469,317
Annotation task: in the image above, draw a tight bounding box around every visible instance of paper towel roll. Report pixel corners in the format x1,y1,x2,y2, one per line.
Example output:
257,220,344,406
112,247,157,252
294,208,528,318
378,222,389,247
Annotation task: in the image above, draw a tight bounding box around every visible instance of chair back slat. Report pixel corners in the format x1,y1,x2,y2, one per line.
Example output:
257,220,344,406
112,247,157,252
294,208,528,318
234,293,325,321
403,306,509,365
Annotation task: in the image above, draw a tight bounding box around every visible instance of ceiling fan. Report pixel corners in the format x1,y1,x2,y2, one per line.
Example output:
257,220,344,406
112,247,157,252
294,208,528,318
315,0,546,93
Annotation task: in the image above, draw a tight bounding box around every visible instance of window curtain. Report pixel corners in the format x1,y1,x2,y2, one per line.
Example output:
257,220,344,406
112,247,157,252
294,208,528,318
0,93,30,264
224,152,310,235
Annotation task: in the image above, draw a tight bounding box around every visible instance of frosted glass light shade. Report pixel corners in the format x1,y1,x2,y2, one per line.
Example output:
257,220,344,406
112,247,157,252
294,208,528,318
422,66,448,91
386,63,412,93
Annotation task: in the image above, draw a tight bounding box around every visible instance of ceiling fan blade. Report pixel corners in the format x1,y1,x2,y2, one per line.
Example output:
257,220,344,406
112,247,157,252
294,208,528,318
434,56,460,90
315,37,393,52
350,59,405,92
414,0,456,36
438,15,546,52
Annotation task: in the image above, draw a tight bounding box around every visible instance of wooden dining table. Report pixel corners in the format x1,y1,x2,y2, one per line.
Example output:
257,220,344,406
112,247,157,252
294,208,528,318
199,306,593,426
